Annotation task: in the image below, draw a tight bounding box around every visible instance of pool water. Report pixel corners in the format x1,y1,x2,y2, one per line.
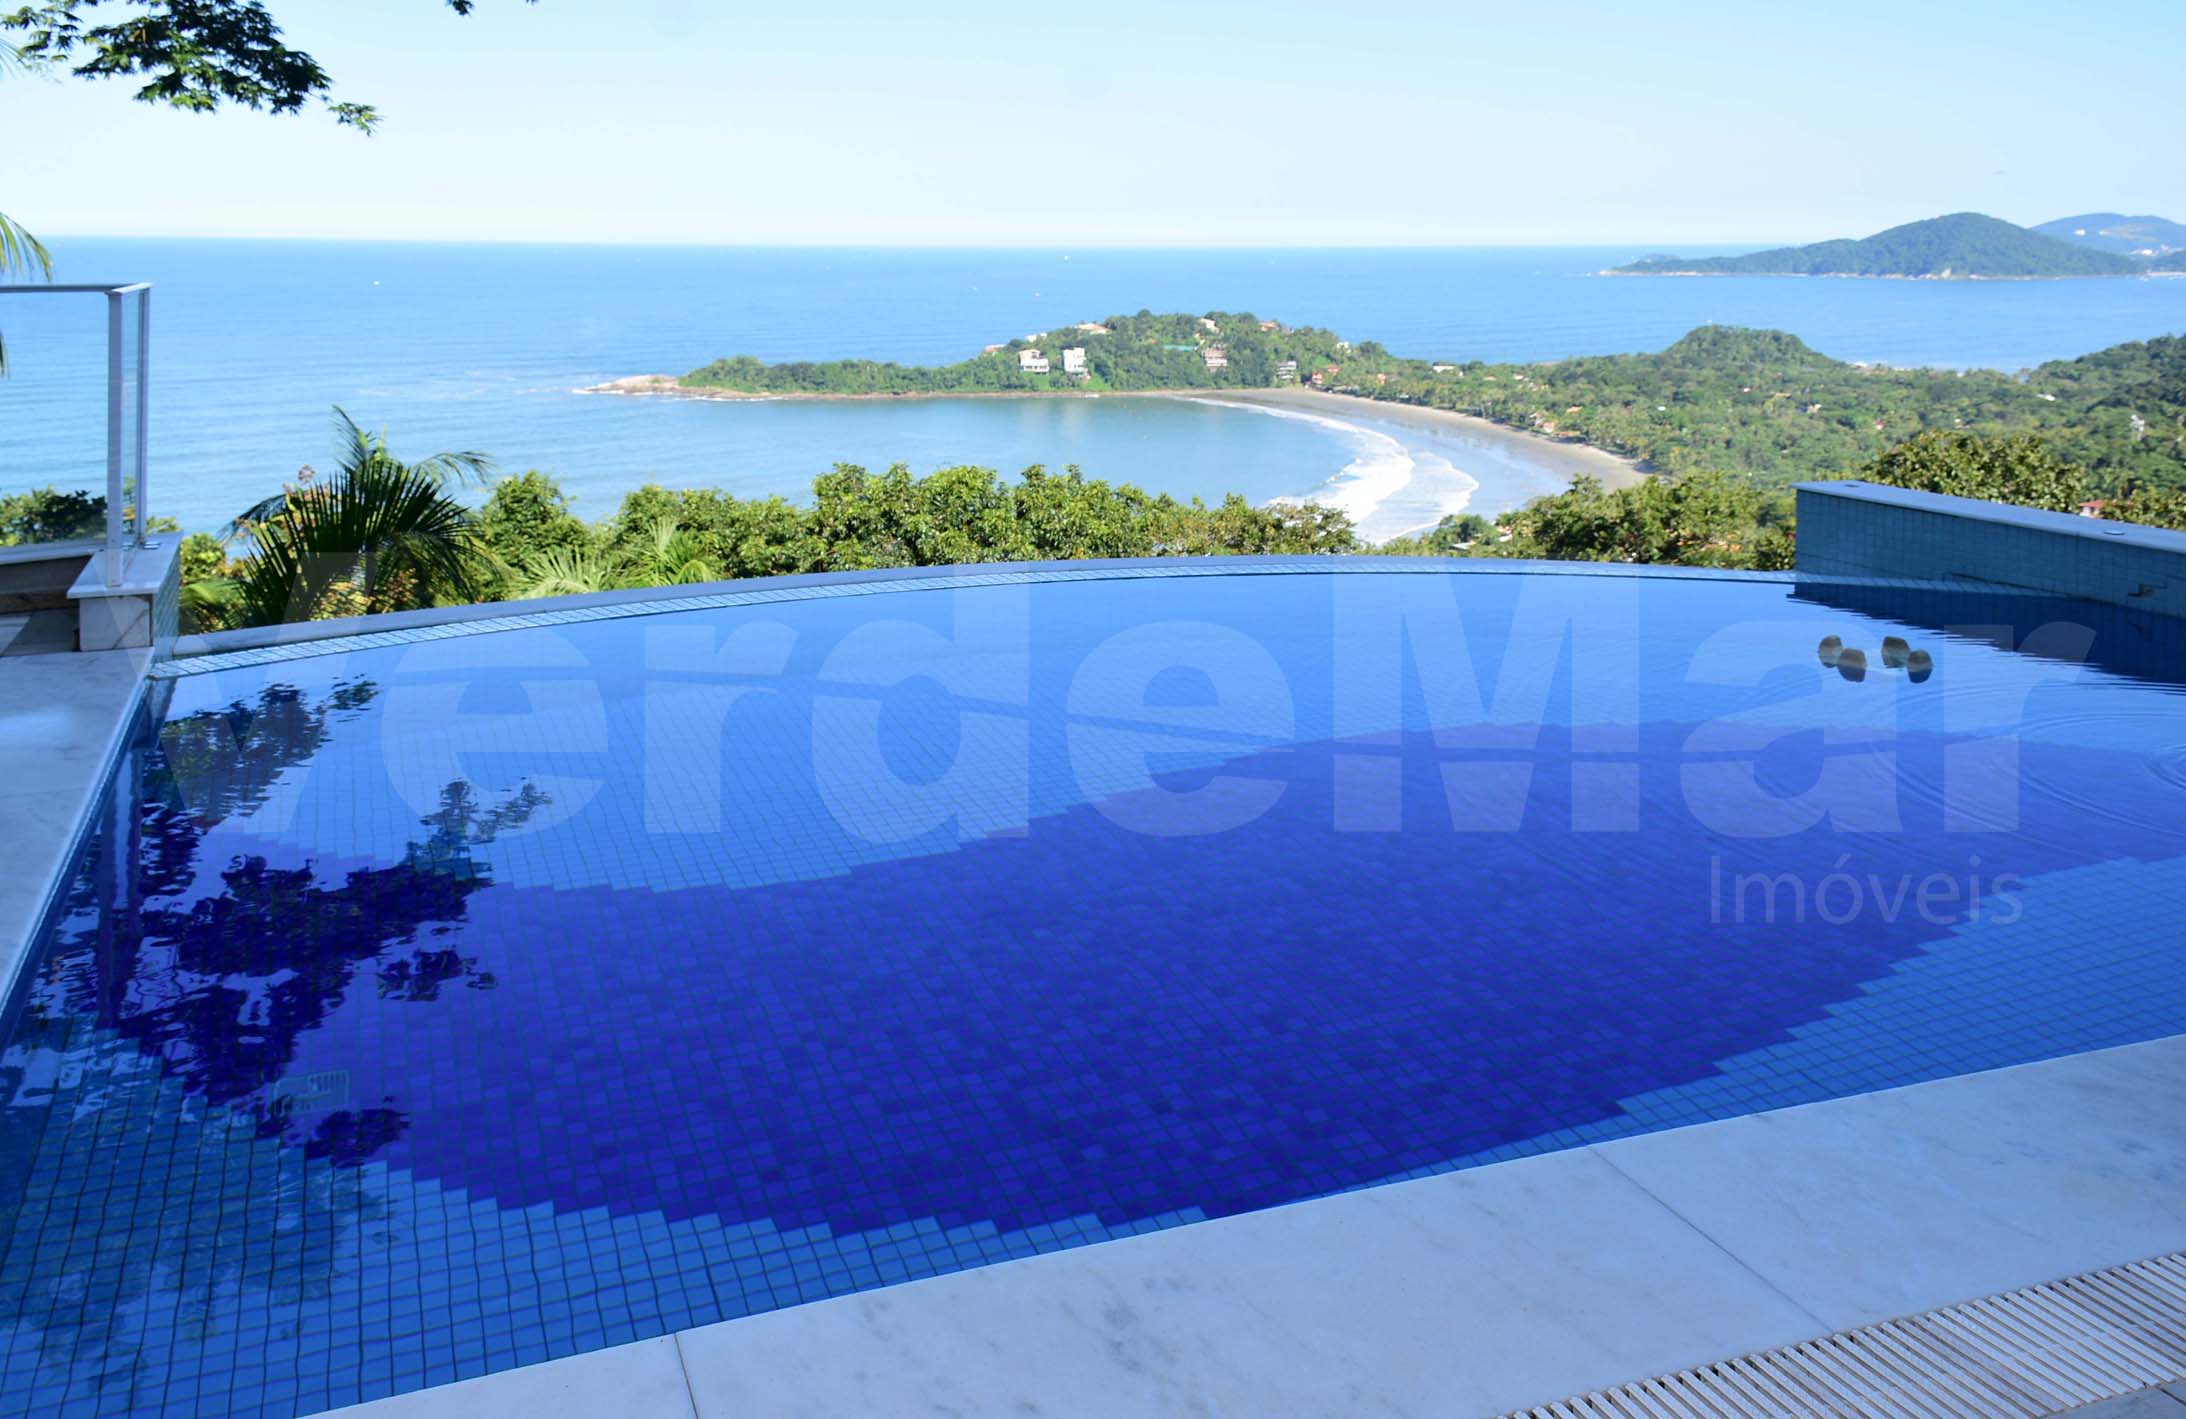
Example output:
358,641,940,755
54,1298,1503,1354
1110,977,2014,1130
3,565,2184,1417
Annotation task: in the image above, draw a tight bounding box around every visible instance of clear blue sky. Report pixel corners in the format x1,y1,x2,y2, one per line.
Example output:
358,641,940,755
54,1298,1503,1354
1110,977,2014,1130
7,0,2181,246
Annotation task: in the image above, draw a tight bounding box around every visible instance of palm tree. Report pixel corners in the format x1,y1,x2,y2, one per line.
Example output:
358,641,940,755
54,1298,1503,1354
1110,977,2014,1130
223,409,493,626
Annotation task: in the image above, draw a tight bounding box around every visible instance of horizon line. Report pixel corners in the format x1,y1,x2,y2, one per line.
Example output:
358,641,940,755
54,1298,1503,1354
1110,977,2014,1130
28,230,1768,253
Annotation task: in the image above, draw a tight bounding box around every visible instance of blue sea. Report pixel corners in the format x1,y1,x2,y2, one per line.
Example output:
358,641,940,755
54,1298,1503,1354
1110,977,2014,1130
4,240,2185,534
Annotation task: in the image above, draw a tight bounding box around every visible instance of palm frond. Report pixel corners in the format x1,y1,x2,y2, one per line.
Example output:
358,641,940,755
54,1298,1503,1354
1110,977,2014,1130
625,517,717,587
516,545,620,600
0,207,52,376
0,209,52,281
226,408,494,625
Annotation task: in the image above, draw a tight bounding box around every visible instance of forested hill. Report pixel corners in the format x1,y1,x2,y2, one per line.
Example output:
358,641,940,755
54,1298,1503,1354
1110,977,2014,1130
682,315,2186,492
1613,213,2145,278
2035,213,2186,256
682,311,1358,395
1343,326,2186,492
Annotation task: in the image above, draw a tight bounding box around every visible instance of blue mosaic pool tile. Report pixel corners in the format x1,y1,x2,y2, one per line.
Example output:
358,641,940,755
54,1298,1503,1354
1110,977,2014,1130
7,568,2186,1417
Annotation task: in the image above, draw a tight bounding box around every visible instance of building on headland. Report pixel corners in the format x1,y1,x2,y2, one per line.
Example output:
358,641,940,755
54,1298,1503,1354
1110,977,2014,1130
1259,320,1281,332
1018,349,1050,374
983,344,1006,354
1274,359,1299,383
1061,347,1087,376
1432,363,1456,373
1199,317,1220,333
1201,347,1228,371
1074,322,1110,335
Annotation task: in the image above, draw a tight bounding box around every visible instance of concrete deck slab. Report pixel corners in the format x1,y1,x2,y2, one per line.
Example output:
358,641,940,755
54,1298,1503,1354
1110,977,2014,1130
330,1031,2186,1419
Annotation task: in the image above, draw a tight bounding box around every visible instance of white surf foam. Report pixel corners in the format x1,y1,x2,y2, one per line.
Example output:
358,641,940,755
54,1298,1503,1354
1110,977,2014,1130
1183,397,1481,542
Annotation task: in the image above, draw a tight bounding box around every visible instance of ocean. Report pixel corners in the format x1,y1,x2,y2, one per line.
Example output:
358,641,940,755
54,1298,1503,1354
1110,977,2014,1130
5,240,2185,536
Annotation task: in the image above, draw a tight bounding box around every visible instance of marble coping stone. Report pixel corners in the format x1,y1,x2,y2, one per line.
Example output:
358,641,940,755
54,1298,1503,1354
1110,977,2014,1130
0,645,151,1020
332,1032,2186,1419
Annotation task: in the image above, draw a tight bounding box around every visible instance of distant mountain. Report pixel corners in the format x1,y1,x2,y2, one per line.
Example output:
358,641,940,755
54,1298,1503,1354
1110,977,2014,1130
2034,213,2186,257
1613,213,2144,279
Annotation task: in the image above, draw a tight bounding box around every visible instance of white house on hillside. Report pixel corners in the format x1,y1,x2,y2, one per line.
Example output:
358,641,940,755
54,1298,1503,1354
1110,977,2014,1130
1062,347,1087,376
1201,347,1228,371
1018,349,1050,374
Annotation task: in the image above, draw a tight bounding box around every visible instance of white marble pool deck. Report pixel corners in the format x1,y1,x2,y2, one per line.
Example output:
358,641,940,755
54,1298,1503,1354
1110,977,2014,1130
0,644,149,1003
332,1030,2186,1419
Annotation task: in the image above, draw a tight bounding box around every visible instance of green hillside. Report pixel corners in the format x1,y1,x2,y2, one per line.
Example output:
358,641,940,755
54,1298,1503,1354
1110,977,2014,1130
1615,213,2144,278
687,315,2186,494
1341,325,2186,491
684,311,1348,395
2034,212,2186,256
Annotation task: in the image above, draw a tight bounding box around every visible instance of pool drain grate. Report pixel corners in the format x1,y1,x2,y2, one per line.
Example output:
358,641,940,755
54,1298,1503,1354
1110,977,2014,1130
1500,1250,2186,1418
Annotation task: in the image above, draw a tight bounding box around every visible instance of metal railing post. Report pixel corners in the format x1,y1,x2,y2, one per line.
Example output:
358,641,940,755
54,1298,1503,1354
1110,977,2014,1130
104,287,124,585
134,289,150,547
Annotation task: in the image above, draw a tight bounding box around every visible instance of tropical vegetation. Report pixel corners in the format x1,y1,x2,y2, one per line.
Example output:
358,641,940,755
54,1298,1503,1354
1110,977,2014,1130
1383,429,2186,569
685,311,1357,396
183,410,494,626
178,405,2186,634
685,321,2186,494
179,432,1359,630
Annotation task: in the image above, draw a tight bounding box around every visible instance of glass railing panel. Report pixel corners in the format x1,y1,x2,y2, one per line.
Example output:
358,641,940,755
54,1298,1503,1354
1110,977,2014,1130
0,287,112,554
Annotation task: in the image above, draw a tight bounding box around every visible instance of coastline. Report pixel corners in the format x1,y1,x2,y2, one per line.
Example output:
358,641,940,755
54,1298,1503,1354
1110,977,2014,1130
1169,387,1648,494
580,375,1649,518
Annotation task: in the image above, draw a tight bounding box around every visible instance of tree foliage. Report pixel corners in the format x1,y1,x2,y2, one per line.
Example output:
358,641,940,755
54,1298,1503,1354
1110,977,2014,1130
1352,326,2186,493
571,463,1354,585
1380,472,1795,571
687,319,2186,494
1853,431,2087,511
685,311,1351,396
1,0,521,130
0,485,103,543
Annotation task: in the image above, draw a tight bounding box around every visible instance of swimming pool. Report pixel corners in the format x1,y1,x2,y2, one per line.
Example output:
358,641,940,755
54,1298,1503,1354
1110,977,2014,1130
4,562,2184,1416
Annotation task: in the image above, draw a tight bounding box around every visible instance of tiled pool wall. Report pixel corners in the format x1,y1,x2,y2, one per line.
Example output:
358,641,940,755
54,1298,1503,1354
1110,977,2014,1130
1795,481,2186,620
161,553,1963,684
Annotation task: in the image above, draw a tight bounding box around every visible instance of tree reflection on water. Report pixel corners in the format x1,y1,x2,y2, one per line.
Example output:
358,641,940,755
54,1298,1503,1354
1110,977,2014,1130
0,679,550,1392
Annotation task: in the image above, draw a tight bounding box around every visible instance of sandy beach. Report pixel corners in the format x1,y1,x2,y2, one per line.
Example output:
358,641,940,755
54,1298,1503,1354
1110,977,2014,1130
581,375,1648,542
1168,387,1648,492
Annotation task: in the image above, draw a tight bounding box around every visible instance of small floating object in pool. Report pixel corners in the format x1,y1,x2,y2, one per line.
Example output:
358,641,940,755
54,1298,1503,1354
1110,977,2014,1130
1818,634,1844,667
1836,647,1868,682
1907,649,1934,683
1881,635,1911,668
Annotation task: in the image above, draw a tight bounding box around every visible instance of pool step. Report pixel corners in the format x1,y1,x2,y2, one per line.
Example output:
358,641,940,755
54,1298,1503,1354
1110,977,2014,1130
1501,1251,2186,1419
